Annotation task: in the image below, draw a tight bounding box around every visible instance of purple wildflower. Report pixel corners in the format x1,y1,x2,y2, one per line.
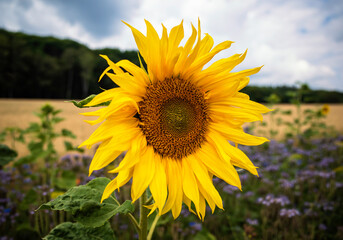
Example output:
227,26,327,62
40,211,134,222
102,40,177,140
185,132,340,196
279,208,300,218
318,157,334,168
223,185,239,194
246,218,259,226
319,223,327,231
257,194,290,207
189,222,202,231
279,179,296,189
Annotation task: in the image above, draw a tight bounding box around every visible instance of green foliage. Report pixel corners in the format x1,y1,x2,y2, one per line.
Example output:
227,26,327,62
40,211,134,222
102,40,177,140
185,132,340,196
61,129,76,139
4,103,83,167
250,82,337,141
54,170,77,190
43,221,115,240
1,28,342,102
242,85,343,103
0,144,17,166
0,104,90,238
68,94,111,108
38,178,135,228
0,28,139,99
64,141,83,153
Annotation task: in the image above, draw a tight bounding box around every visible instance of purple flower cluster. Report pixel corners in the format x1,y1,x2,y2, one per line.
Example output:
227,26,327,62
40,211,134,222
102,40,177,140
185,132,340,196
279,208,300,218
246,218,259,226
257,194,290,207
297,170,335,181
222,185,239,194
318,157,334,168
279,179,296,189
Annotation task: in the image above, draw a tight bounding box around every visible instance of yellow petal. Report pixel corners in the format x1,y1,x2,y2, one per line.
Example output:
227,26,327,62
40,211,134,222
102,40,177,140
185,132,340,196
182,158,200,215
161,159,178,215
149,154,167,213
116,59,150,85
208,131,258,176
197,143,241,190
131,147,156,202
88,139,122,176
210,123,269,146
145,20,162,81
217,97,271,113
187,155,223,211
198,193,206,221
99,55,124,75
85,88,121,107
122,21,147,61
210,104,263,122
108,132,147,173
206,49,247,74
101,167,134,202
197,34,214,58
101,178,117,202
117,167,134,190
184,40,233,79
174,23,197,74
80,108,107,117
79,118,138,148
85,95,139,125
171,160,183,218
106,72,146,97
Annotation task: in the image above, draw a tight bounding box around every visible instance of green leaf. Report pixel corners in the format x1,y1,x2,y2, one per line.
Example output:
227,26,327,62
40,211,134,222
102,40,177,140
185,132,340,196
52,109,62,116
68,94,111,108
55,170,77,190
43,221,115,240
14,155,35,166
38,178,110,212
0,144,18,166
74,200,134,227
64,141,84,153
51,117,65,124
28,141,44,153
61,129,76,139
26,122,41,133
38,178,134,228
0,130,6,142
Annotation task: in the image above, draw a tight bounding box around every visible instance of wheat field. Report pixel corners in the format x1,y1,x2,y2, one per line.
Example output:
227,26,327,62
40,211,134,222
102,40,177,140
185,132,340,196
1,99,342,157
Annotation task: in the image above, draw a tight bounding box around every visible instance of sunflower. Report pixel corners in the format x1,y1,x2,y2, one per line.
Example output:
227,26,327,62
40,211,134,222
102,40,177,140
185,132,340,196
321,104,330,116
80,20,270,219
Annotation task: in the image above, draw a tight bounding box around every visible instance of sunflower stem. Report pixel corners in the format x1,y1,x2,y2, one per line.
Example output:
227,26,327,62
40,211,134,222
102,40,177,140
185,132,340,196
139,190,148,240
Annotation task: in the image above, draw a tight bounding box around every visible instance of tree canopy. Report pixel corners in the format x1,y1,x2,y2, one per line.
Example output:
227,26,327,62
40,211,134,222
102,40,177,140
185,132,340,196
0,29,342,103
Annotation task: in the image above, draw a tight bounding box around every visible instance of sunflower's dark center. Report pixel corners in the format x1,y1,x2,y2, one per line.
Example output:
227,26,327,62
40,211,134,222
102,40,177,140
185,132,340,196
138,77,209,160
162,99,195,135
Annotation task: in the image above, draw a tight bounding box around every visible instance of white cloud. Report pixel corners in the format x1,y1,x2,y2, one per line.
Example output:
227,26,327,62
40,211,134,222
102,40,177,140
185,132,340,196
0,0,342,90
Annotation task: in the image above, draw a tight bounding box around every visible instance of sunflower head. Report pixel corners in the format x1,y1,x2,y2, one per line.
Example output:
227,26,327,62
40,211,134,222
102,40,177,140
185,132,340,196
321,104,330,116
80,19,271,220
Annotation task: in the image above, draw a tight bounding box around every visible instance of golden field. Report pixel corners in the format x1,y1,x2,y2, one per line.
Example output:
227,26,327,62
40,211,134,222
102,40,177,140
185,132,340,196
1,99,343,157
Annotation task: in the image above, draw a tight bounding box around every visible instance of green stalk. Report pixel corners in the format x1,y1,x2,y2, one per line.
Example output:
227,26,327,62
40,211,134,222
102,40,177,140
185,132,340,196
110,195,140,234
139,190,148,240
147,214,160,240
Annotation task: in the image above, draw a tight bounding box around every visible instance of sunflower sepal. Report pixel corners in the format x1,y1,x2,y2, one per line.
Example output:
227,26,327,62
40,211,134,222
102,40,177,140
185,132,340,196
68,94,111,108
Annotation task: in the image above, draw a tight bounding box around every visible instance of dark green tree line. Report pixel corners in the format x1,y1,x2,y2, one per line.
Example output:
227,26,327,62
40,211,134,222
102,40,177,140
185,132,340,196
0,29,342,102
0,29,139,99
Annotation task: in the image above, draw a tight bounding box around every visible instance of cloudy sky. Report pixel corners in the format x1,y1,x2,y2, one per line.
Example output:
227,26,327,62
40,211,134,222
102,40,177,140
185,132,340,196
0,0,342,91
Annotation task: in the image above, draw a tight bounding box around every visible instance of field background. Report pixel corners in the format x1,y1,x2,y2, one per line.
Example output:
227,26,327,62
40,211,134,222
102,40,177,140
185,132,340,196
1,99,343,157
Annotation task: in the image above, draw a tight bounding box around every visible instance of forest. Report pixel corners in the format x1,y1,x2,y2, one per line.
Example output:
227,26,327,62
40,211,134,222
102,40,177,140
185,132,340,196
1,28,342,103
